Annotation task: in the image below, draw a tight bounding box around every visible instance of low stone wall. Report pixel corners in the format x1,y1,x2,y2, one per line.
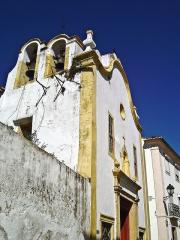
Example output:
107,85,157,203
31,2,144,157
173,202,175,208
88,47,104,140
0,122,90,240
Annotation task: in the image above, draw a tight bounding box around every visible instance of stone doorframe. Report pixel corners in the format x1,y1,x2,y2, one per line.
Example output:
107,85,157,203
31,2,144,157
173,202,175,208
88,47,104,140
113,160,141,240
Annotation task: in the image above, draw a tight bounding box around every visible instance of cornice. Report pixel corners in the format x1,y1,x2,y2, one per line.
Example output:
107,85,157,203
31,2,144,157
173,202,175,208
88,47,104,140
47,34,84,49
20,38,44,52
19,34,84,53
143,137,180,165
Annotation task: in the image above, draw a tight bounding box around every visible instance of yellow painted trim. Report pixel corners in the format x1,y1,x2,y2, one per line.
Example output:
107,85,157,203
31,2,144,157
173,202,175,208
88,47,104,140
113,160,121,240
64,46,70,70
44,47,68,77
121,147,130,177
74,51,142,132
44,54,55,78
129,201,139,240
77,61,97,239
34,54,40,78
14,61,25,89
78,68,96,177
14,54,40,89
14,61,32,89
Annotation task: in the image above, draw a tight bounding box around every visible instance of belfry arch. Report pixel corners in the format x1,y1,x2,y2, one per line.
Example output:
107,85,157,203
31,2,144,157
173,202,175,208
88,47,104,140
14,41,39,88
24,42,38,81
51,40,66,73
44,39,66,77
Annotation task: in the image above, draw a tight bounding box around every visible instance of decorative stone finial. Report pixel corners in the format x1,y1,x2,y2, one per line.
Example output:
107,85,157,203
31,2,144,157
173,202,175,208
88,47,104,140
113,159,120,177
133,105,140,120
83,30,96,51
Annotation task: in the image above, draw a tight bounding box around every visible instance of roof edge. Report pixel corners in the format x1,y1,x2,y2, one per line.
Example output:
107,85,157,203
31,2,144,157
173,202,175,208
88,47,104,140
143,137,180,163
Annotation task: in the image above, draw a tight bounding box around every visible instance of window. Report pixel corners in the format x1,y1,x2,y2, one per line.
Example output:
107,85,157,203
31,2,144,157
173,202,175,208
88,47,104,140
120,103,126,120
102,222,111,240
178,197,180,207
108,113,114,156
139,228,145,240
20,122,32,141
175,166,179,182
133,146,138,179
100,215,114,240
14,117,32,141
164,157,170,175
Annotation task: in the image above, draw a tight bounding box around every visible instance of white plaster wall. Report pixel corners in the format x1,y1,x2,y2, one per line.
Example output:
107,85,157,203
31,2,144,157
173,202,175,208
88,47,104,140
144,145,180,240
66,41,83,69
0,53,81,170
144,148,159,240
177,227,180,240
161,153,180,206
96,67,146,237
0,122,90,240
101,54,112,67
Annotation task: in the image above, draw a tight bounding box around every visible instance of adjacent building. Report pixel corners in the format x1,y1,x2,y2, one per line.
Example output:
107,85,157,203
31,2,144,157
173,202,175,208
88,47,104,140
143,137,180,240
0,31,150,239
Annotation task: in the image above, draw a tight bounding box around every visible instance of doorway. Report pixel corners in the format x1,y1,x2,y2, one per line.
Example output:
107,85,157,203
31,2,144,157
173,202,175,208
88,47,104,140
120,197,132,240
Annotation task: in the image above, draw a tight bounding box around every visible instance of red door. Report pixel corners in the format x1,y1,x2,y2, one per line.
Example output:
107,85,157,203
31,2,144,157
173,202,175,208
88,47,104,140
121,214,129,240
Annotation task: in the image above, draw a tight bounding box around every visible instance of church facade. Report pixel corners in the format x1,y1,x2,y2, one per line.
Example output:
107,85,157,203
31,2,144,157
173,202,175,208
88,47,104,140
0,30,150,239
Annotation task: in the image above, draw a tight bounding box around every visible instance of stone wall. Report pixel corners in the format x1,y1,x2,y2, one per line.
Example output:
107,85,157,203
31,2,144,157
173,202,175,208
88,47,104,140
0,122,90,240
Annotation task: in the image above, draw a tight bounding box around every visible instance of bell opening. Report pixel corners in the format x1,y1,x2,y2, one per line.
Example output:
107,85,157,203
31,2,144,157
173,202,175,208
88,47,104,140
25,43,38,81
26,69,35,81
52,40,66,73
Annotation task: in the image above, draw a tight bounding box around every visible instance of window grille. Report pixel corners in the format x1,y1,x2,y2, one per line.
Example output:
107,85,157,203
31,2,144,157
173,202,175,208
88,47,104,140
133,146,138,178
108,114,114,155
101,222,112,240
164,158,170,175
175,166,179,182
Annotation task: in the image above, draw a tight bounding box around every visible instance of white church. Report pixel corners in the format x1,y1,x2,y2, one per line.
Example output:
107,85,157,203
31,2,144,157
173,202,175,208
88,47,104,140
0,30,179,240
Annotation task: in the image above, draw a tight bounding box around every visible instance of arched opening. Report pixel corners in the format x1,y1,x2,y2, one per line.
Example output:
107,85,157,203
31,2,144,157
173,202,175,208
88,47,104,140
24,43,38,81
51,40,66,73
120,103,126,120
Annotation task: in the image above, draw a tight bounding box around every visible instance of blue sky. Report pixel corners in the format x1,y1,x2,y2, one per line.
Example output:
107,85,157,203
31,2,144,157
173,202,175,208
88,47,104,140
0,0,180,154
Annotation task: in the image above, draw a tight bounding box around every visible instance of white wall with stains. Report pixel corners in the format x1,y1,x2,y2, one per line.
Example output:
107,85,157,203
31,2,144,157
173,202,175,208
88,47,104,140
0,122,90,240
0,67,81,170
